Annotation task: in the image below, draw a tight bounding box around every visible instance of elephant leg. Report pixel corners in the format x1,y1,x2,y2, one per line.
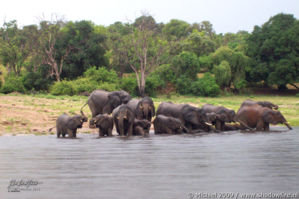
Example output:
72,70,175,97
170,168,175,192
73,129,77,138
127,123,133,136
57,131,61,138
165,127,173,134
215,120,222,131
107,129,113,136
264,122,270,131
99,128,104,137
256,120,264,131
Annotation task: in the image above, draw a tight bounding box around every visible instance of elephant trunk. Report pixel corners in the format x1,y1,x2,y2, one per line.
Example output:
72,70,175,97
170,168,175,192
144,105,149,121
284,122,292,130
119,116,125,136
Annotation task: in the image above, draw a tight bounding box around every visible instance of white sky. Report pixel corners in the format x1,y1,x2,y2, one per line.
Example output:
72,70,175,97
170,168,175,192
1,0,298,33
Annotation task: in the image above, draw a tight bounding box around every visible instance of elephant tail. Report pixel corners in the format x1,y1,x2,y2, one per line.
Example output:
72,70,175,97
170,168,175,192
48,126,56,132
80,101,88,114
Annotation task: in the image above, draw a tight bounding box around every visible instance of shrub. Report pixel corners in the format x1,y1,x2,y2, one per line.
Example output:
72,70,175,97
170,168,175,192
50,80,76,96
151,64,176,84
145,73,165,97
190,73,220,97
0,75,26,94
97,82,119,91
175,75,193,95
22,72,53,91
72,78,98,94
172,51,199,80
84,66,118,84
120,76,138,96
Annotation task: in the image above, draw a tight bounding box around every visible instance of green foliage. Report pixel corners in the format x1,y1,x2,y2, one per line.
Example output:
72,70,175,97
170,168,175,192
145,73,165,97
198,55,213,71
71,78,98,94
176,75,193,95
151,64,176,84
120,76,138,96
50,80,76,96
22,72,53,91
83,66,118,84
97,82,119,91
190,73,220,97
246,13,299,88
162,19,191,40
213,60,231,89
173,51,199,80
0,75,26,94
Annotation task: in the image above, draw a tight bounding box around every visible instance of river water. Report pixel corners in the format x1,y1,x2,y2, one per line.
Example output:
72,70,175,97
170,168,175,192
0,127,299,199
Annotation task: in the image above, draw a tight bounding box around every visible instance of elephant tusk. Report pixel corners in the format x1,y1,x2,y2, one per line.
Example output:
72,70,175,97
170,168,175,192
284,122,292,130
205,122,213,126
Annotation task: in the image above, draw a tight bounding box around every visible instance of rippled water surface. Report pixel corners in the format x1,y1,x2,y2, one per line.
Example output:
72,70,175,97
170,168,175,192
0,127,299,199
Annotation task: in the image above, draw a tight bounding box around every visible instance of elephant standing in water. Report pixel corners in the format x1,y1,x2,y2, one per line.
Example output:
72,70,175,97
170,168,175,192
89,114,114,137
127,97,155,122
236,104,292,131
81,90,131,117
240,99,279,110
156,102,214,132
202,104,236,131
112,104,135,136
55,113,88,138
133,119,151,136
154,115,189,134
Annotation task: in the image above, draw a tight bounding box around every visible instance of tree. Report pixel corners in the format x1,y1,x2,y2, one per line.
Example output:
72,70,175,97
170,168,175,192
38,20,69,81
172,51,199,80
246,13,299,89
213,60,231,89
0,20,29,75
118,15,166,96
211,46,249,90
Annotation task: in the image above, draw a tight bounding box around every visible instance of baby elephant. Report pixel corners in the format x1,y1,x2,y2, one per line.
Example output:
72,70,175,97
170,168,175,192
133,119,151,136
153,115,188,134
56,113,87,138
89,114,114,137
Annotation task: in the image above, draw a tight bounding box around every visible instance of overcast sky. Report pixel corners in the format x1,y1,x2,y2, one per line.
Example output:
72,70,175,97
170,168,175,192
1,0,298,33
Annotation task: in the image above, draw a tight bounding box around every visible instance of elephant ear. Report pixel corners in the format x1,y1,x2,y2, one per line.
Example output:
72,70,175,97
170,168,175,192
262,109,276,124
108,93,121,109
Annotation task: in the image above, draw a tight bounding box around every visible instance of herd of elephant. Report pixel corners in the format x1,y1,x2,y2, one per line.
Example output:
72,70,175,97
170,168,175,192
53,90,292,138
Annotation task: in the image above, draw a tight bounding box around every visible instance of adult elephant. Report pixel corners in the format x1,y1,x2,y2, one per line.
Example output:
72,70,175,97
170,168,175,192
112,104,135,136
240,99,279,110
127,97,155,122
81,90,131,117
235,104,292,131
156,102,213,132
202,104,236,131
89,114,114,137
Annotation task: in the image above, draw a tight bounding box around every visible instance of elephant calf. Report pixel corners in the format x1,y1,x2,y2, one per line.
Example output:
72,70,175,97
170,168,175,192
133,119,151,136
89,114,114,137
56,113,88,138
112,104,135,136
153,115,188,134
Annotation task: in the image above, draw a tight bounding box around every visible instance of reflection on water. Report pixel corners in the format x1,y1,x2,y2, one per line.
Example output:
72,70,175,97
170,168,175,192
0,127,299,199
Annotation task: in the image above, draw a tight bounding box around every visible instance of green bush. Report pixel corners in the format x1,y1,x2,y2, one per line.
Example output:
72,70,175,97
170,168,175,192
151,64,176,84
176,75,193,95
72,78,98,94
145,73,165,97
84,66,118,84
120,76,138,96
190,73,220,97
0,75,26,94
97,82,119,91
50,80,76,96
22,72,53,91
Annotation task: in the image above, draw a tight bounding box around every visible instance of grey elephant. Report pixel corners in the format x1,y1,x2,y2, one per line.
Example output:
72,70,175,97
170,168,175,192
236,104,292,131
156,102,214,132
81,90,132,117
154,115,189,134
55,113,88,138
133,119,151,136
202,104,236,131
112,104,135,136
89,114,114,137
240,99,279,110
127,97,155,122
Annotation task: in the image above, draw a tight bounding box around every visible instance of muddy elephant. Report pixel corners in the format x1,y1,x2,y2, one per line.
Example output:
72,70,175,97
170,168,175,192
236,104,292,131
81,90,132,117
156,102,213,132
240,99,279,110
127,97,155,122
55,113,88,138
133,119,151,136
202,104,236,131
112,104,135,136
154,115,189,134
89,114,114,137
